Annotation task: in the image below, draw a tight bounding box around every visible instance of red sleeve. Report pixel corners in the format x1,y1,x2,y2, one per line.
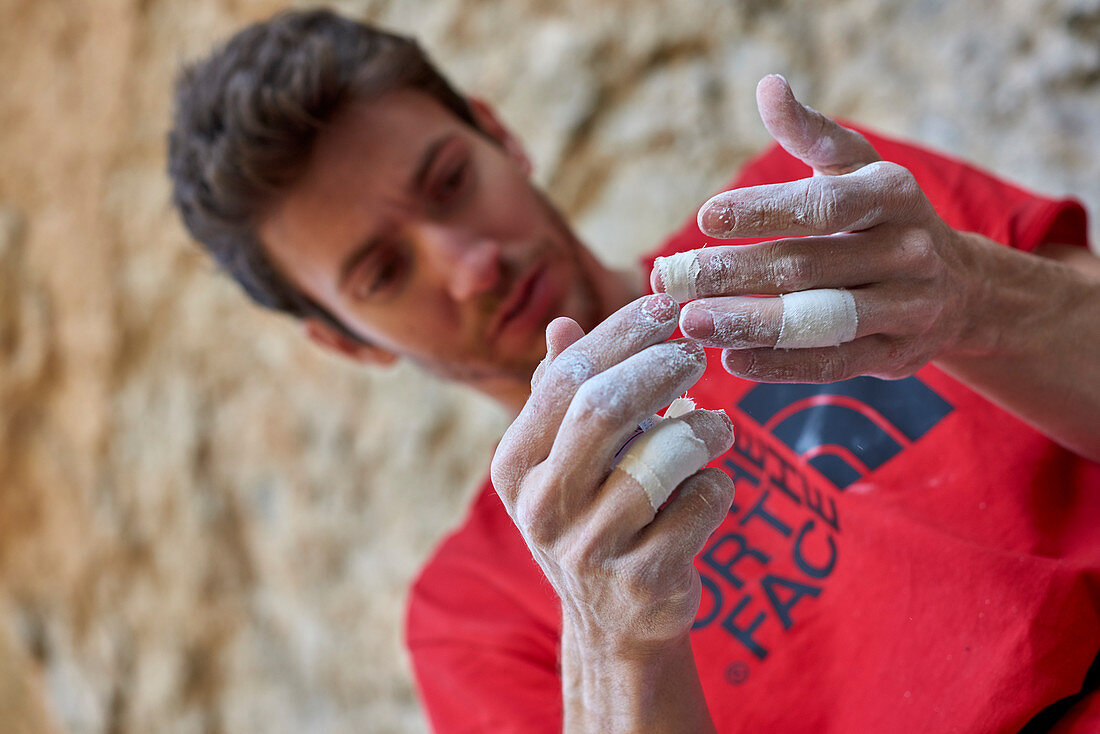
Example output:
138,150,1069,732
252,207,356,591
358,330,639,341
1049,690,1100,733
406,482,563,733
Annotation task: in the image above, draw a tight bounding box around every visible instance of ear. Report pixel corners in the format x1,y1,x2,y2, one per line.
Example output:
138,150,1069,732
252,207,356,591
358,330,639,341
303,318,398,367
467,96,533,177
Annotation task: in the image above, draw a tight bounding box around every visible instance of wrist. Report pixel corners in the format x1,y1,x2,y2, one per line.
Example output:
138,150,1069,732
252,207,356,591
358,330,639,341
561,620,714,734
940,231,1054,360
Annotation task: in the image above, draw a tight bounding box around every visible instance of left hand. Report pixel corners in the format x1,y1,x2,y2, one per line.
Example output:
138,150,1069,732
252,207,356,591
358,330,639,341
654,74,981,383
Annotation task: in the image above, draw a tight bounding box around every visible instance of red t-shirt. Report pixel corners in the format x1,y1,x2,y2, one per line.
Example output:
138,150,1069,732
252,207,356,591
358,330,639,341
406,129,1099,733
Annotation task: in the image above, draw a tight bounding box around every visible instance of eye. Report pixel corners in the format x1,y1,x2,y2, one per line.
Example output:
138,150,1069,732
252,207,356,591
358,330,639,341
433,160,468,203
353,249,407,300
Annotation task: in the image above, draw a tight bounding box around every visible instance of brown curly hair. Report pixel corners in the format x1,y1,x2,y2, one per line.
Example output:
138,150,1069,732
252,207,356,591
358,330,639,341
168,8,475,338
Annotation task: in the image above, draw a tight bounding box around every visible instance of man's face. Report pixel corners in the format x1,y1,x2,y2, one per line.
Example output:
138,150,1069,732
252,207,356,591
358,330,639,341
259,89,605,386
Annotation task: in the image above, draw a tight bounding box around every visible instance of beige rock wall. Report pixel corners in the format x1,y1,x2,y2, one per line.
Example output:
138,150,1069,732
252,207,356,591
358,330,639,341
1,0,1097,731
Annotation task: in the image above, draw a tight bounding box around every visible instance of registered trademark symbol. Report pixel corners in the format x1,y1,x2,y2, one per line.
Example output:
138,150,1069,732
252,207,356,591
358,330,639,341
724,661,750,685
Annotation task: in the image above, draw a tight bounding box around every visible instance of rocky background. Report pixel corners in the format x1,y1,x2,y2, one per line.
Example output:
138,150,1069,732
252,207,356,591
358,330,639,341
1,0,1097,731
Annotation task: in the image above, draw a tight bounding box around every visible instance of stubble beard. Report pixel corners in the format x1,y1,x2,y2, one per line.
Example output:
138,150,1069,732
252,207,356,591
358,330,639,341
414,191,605,389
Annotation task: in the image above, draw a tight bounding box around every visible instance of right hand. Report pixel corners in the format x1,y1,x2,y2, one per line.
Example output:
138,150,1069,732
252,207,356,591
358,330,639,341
490,293,736,653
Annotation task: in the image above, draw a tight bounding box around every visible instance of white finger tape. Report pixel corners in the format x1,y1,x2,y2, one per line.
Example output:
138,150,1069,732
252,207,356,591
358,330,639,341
655,251,700,303
776,288,858,349
614,418,709,510
662,397,696,419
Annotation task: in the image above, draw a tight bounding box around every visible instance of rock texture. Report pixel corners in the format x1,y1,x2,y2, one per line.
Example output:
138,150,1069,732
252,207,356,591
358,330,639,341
0,0,1097,731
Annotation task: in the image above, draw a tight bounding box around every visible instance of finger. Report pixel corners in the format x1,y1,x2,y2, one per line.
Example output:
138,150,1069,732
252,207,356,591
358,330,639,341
631,467,736,568
531,316,586,392
577,411,735,545
542,340,708,507
680,283,933,349
546,316,586,356
720,334,927,383
755,74,880,176
697,160,920,239
654,230,896,299
493,294,680,495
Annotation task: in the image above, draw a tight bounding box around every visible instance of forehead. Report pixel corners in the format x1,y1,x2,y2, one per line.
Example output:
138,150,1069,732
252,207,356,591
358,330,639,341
258,89,464,297
278,87,461,217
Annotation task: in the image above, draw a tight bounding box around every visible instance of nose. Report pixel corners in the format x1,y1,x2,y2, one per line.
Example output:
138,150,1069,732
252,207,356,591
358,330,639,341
420,224,503,301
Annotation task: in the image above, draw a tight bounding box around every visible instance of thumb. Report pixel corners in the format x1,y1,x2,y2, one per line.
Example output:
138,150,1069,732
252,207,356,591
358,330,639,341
756,74,880,176
545,316,585,359
530,317,586,390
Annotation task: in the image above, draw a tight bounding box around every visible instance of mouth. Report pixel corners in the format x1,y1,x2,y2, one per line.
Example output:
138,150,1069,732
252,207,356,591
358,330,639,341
488,261,553,343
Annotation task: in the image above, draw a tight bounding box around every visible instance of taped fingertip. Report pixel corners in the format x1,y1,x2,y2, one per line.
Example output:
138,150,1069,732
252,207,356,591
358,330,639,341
663,396,697,419
656,251,700,303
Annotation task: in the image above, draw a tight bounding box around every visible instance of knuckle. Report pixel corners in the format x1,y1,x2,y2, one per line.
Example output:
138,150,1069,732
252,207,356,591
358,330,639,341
619,555,663,599
770,249,820,290
870,160,905,181
559,533,609,576
878,339,921,379
514,491,558,546
911,295,944,333
812,181,841,224
749,350,814,382
814,348,851,383
882,162,922,199
794,184,820,228
490,433,524,497
898,232,937,272
570,377,627,425
489,451,513,496
760,359,802,382
707,251,741,291
748,196,781,230
899,342,929,376
543,350,596,395
529,358,548,392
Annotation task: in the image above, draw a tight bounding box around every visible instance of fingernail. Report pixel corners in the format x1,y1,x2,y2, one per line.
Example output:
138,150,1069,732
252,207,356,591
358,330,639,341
650,263,666,293
680,306,714,339
698,200,735,236
641,293,677,321
721,349,752,374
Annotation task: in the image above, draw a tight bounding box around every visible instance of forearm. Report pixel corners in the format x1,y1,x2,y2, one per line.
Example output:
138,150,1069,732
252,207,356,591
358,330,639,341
937,234,1100,460
561,616,716,734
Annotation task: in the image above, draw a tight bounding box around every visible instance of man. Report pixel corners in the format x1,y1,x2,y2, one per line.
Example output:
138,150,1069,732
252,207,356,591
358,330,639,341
168,9,1100,732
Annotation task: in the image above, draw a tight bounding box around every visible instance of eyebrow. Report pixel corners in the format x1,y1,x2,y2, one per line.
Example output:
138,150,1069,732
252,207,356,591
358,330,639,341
337,133,454,290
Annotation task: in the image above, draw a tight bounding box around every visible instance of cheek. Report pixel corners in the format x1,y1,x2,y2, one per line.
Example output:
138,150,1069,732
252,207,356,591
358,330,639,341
474,164,545,237
361,292,469,351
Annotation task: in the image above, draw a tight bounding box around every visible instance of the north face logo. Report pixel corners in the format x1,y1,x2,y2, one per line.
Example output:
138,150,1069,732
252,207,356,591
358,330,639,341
691,375,954,663
736,376,953,489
